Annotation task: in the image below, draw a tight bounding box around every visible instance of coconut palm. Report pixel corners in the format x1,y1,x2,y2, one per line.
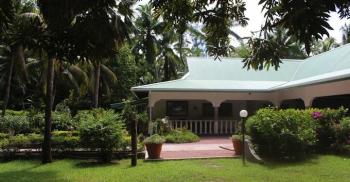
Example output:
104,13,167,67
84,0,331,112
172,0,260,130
0,1,43,116
77,61,117,106
133,4,185,82
37,0,135,162
26,58,89,105
157,27,185,81
133,4,166,82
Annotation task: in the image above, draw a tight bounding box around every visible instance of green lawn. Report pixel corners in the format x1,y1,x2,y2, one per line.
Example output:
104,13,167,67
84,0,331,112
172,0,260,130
0,155,349,182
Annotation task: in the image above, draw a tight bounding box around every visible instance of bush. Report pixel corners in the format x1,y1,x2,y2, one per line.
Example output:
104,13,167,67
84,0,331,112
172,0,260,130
78,109,124,162
246,108,317,160
231,135,242,141
7,134,33,148
0,110,30,134
144,134,165,144
339,117,350,143
51,131,80,150
27,110,45,133
309,107,348,151
164,129,200,143
0,110,77,134
52,111,76,131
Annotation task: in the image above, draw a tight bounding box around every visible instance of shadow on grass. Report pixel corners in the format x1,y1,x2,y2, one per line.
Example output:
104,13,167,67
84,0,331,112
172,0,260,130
0,166,66,182
74,159,120,168
260,154,321,169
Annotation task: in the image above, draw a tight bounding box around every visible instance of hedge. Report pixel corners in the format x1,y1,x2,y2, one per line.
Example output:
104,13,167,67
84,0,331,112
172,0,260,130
246,107,350,160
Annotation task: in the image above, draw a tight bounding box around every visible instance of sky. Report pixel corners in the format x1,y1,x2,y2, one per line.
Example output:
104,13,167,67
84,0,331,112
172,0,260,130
135,0,349,43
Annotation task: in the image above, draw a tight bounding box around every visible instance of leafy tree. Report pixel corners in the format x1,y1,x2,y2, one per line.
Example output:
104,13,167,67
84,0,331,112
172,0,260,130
106,44,137,103
151,0,248,57
243,0,350,70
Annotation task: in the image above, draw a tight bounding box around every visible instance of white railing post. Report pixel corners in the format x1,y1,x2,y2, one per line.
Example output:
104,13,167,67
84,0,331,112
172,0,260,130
169,119,235,135
194,121,197,133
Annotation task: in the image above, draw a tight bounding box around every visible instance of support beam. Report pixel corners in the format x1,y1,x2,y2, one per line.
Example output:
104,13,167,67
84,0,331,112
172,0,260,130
303,97,314,108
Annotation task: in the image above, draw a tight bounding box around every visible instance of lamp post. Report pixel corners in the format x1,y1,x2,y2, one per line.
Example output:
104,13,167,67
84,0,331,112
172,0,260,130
239,110,248,165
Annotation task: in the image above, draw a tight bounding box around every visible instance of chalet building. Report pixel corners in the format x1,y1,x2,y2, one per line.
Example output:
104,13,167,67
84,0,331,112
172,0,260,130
132,44,350,135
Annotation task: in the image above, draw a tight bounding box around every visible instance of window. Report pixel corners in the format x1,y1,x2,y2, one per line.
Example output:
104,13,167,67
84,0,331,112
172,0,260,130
219,103,232,117
166,101,188,116
202,103,214,117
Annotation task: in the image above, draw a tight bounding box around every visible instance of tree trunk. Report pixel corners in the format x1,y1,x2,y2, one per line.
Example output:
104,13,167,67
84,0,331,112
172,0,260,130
42,57,55,164
93,62,101,108
131,112,138,166
163,56,170,81
1,54,15,117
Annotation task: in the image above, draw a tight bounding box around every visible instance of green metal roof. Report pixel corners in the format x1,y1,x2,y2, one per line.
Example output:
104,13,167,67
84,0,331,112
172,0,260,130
131,44,350,92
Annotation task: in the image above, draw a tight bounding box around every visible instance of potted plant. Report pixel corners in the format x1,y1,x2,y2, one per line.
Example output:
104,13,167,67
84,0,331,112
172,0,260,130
231,134,243,155
144,134,165,159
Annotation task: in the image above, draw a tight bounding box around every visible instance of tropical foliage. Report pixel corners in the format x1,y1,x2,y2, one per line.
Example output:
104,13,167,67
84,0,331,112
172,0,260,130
1,0,350,164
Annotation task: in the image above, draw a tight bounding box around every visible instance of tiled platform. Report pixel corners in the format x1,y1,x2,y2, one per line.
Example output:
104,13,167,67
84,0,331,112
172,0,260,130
146,137,239,160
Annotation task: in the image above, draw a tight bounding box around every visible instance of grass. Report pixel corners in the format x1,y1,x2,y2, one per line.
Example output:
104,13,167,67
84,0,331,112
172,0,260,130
0,155,349,182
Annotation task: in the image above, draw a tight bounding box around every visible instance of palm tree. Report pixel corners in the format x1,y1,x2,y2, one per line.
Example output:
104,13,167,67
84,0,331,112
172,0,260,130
78,61,117,106
0,1,42,116
37,0,135,162
157,27,185,81
134,4,185,82
71,2,133,108
26,59,89,106
133,4,165,82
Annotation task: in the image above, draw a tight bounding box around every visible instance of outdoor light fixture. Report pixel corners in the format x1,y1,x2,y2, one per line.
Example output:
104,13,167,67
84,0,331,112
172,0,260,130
240,109,248,165
240,110,248,118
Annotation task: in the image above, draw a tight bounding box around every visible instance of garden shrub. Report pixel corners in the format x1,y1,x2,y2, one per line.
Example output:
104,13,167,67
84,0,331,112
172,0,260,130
0,110,30,134
52,111,76,131
164,128,200,143
143,134,165,144
7,134,32,148
309,107,348,151
52,130,79,137
306,107,347,152
27,110,45,133
51,131,80,150
78,109,124,162
246,108,317,160
0,132,81,150
339,117,350,143
52,135,80,150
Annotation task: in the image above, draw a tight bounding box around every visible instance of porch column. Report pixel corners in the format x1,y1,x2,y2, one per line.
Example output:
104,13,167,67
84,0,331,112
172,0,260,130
303,97,314,108
214,106,219,134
